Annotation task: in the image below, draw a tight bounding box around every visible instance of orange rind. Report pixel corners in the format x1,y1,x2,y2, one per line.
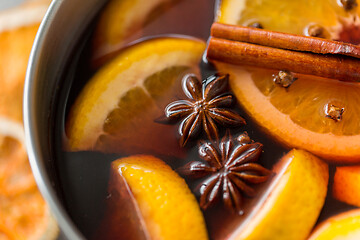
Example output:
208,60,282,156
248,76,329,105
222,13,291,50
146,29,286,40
308,209,360,240
333,166,360,207
66,37,205,156
228,149,328,240
98,155,208,240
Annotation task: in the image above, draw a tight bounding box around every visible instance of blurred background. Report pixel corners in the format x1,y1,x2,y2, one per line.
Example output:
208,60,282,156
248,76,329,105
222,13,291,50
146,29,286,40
0,0,24,10
0,0,62,239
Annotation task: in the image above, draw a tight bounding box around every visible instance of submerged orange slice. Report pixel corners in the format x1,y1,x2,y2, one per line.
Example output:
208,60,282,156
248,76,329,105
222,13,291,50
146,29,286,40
333,166,360,207
66,37,205,155
98,155,208,240
308,209,360,240
227,149,328,240
92,0,179,62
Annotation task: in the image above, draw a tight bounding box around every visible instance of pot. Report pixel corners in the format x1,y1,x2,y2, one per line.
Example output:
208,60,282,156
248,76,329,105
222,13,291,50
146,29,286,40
24,0,106,239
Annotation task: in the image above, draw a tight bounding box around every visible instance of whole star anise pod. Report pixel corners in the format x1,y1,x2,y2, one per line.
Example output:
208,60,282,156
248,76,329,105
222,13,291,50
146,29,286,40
165,74,245,146
178,131,272,214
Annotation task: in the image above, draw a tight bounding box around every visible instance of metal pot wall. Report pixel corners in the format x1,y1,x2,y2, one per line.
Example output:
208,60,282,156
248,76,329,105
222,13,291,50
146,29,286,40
24,0,106,239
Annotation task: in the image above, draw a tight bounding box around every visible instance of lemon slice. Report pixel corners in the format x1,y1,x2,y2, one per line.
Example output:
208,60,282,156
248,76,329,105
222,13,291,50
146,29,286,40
66,37,206,155
98,155,208,240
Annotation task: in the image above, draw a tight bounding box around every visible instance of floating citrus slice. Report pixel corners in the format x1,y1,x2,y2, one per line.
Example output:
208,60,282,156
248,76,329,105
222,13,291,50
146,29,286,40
66,37,205,155
98,155,208,240
217,0,359,40
228,149,328,240
214,0,360,162
308,209,360,240
92,0,179,61
333,166,360,207
215,63,360,162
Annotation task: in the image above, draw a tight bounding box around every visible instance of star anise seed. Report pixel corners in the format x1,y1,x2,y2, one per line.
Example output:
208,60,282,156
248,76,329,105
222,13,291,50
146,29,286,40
165,74,246,146
179,131,272,214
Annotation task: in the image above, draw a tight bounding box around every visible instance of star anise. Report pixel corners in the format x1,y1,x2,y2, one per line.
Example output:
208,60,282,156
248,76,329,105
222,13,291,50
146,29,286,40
178,131,272,214
165,74,245,146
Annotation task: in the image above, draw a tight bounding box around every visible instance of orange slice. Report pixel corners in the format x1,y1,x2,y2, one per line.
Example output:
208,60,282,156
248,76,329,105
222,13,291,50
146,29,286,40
98,155,208,240
214,62,360,162
333,166,360,207
66,37,205,156
92,0,179,62
217,0,359,40
308,209,360,240
227,149,328,239
214,0,360,162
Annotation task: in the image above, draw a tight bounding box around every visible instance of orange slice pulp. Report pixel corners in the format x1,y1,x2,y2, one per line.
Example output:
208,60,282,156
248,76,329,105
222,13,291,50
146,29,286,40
308,209,360,240
66,37,205,156
97,155,208,240
220,149,328,240
215,0,360,162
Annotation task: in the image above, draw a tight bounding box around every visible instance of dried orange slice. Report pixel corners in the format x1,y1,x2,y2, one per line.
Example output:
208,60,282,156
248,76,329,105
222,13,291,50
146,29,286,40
0,1,58,239
227,149,328,240
98,155,208,240
308,209,360,240
0,0,49,122
0,117,58,240
66,37,205,155
333,166,360,207
214,0,360,162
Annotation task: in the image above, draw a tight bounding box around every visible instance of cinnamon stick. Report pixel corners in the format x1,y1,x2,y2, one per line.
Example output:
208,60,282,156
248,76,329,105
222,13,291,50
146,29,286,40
207,37,360,82
211,22,360,59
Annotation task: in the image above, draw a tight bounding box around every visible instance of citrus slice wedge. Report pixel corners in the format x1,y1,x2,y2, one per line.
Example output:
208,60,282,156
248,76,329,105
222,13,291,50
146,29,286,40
213,0,360,162
92,0,179,61
215,62,360,162
66,37,206,155
333,166,360,207
97,155,208,240
225,149,328,240
308,209,360,240
217,0,359,40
